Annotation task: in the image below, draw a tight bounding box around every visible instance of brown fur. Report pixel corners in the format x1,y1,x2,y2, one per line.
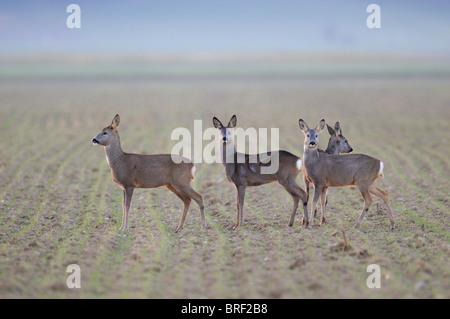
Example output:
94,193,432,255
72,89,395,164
303,121,353,218
214,115,309,229
299,119,395,229
92,114,205,231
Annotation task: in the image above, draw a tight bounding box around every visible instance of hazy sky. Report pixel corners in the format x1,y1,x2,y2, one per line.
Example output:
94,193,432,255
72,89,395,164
0,0,449,56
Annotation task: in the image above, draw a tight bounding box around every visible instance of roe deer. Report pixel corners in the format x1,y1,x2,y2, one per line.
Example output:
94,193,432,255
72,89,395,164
298,119,394,230
213,115,309,229
303,121,353,218
92,114,205,231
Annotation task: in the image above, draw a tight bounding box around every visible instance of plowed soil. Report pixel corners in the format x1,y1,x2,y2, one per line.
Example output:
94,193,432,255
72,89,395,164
0,74,448,298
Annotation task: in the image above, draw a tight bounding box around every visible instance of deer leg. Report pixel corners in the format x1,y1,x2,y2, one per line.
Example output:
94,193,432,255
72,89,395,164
320,187,328,225
303,174,310,196
176,185,206,231
120,187,134,231
236,193,240,226
301,198,309,227
281,178,308,227
120,188,126,230
234,186,246,230
121,188,126,220
314,188,329,219
310,185,322,227
288,194,299,227
369,184,395,230
297,179,309,227
167,185,191,233
303,174,316,218
279,179,299,227
354,187,372,229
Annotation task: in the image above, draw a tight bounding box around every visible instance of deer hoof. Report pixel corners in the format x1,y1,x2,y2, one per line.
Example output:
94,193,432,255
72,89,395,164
320,217,327,225
301,217,310,227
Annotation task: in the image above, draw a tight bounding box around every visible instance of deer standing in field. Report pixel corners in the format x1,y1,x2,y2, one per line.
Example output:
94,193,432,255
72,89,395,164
213,115,309,229
298,119,395,229
303,121,353,219
92,114,205,231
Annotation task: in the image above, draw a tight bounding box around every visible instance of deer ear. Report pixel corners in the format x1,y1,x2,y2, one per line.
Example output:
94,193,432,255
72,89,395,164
315,119,325,133
326,124,336,136
298,119,309,132
334,121,341,135
228,115,237,128
213,117,223,129
111,114,120,128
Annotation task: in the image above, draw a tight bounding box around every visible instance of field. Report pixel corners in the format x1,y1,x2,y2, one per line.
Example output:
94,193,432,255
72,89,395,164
0,59,449,298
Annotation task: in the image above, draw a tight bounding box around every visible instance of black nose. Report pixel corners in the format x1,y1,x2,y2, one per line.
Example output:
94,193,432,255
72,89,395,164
309,141,316,146
222,137,227,142
349,148,353,153
92,138,99,145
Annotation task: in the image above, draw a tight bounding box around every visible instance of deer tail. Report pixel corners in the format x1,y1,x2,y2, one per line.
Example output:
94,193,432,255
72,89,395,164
378,161,384,178
296,159,302,170
191,165,196,180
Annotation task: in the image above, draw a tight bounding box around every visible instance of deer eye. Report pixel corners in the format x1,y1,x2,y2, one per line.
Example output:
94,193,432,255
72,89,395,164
102,132,108,135
307,134,310,137
315,135,318,138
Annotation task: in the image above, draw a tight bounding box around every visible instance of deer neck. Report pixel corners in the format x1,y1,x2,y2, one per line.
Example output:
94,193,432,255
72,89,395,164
326,141,338,155
220,143,239,180
220,143,237,166
104,138,125,169
303,144,320,165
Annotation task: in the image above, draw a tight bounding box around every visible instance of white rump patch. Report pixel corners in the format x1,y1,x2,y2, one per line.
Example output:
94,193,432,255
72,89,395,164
379,161,384,177
191,165,196,179
296,159,302,170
